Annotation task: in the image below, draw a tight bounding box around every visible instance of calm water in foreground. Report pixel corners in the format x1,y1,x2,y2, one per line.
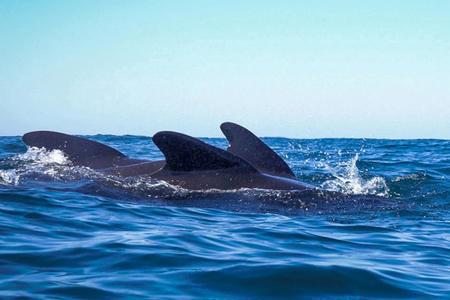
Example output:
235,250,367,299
0,135,449,299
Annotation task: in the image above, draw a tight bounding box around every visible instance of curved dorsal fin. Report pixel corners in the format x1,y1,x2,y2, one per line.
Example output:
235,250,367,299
220,122,296,179
152,131,257,172
22,131,127,169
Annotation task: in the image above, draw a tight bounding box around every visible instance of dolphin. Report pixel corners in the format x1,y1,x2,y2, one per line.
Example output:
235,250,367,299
21,123,314,191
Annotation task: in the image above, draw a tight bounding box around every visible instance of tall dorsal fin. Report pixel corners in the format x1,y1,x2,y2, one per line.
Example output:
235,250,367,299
152,131,257,172
220,122,296,179
22,131,128,169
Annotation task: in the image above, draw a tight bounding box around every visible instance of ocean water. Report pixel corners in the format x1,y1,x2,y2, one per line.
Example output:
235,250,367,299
0,135,449,299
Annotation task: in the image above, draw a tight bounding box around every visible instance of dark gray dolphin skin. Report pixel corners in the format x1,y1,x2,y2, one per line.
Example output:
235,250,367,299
21,131,165,176
220,122,296,179
22,124,314,191
149,131,312,190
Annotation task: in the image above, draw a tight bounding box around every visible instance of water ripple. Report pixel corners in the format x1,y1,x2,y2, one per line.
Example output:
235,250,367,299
0,136,449,298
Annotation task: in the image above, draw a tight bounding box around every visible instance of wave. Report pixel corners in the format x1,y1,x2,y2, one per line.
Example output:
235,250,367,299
0,137,449,298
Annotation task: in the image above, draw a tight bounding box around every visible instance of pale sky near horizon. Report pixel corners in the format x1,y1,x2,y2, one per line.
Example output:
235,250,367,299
1,1,449,138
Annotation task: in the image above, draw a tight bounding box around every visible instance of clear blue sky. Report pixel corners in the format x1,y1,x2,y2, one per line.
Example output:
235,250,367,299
1,1,449,138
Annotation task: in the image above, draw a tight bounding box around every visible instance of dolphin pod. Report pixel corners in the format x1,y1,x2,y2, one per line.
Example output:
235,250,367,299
22,122,315,191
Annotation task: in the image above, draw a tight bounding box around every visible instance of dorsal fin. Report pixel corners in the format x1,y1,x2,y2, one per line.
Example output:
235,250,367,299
220,122,296,179
22,131,127,169
152,131,257,172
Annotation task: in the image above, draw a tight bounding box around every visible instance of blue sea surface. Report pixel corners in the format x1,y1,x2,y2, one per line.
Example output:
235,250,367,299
0,135,449,298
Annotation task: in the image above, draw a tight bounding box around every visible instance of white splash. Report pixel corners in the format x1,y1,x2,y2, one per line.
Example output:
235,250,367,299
0,169,19,185
319,153,389,197
14,147,69,165
0,147,71,185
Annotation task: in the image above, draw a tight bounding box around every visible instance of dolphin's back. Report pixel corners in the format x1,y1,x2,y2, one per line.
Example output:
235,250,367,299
151,131,310,191
22,131,144,169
